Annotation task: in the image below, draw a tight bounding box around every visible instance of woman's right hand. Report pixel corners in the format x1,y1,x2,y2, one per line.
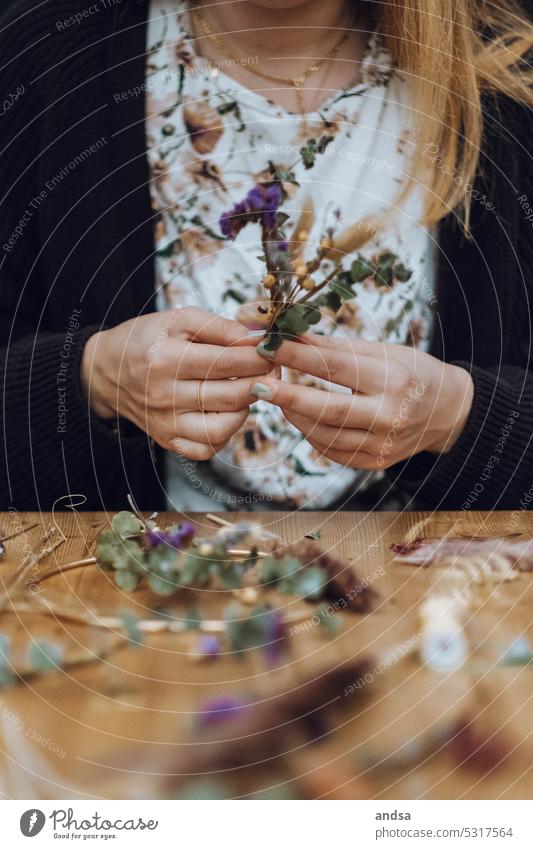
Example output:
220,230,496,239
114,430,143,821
80,307,270,460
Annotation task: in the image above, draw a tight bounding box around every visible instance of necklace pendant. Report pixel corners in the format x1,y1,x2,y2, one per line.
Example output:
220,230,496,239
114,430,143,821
292,77,305,88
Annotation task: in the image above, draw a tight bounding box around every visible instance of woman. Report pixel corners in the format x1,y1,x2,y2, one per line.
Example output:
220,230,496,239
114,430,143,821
0,0,532,511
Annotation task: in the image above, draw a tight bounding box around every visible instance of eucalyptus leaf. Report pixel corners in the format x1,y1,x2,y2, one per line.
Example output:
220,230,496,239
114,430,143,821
148,545,179,576
176,779,228,800
0,667,14,688
95,531,124,570
0,635,13,687
260,556,279,584
316,606,342,635
179,551,211,587
111,511,144,540
184,607,202,630
28,640,63,672
277,556,301,580
0,633,10,660
294,566,327,600
115,569,141,592
147,574,178,596
121,612,144,646
114,539,144,572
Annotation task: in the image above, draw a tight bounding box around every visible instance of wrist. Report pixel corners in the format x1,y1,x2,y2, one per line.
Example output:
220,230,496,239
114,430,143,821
430,364,474,455
80,331,116,420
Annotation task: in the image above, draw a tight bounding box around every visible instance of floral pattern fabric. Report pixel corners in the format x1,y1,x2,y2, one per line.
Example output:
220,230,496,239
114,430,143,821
146,0,434,509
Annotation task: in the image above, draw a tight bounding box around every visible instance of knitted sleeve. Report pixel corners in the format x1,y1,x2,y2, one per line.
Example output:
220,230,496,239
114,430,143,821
0,1,146,509
389,99,533,510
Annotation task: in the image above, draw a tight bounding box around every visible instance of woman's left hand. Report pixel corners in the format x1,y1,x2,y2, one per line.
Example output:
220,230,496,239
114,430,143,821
250,333,474,470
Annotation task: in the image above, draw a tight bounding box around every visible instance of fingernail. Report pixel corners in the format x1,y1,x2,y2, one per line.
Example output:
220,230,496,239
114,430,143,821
256,340,276,359
251,382,273,400
245,330,266,338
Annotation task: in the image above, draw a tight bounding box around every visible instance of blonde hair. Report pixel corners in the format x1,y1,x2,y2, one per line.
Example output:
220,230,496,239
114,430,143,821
380,0,533,226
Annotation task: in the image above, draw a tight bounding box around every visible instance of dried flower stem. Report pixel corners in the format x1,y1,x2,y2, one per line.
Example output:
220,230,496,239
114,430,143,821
206,514,235,528
0,522,39,543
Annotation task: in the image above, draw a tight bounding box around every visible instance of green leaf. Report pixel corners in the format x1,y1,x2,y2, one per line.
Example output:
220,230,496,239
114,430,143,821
176,779,228,800
277,556,301,581
95,531,123,570
121,612,144,647
0,635,13,687
260,556,279,584
320,290,342,313
267,161,299,185
111,511,144,540
147,574,177,596
277,303,321,335
294,566,327,600
350,257,373,283
115,570,141,592
316,606,342,635
0,633,10,660
147,544,179,575
184,607,202,630
114,539,144,572
0,667,14,688
179,550,211,587
220,564,245,589
225,603,273,656
332,273,355,301
258,332,283,354
28,640,63,672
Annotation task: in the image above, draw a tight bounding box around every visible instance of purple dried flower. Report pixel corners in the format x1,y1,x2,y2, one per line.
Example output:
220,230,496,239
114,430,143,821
145,522,195,551
196,696,249,728
246,185,266,210
263,610,286,663
199,635,221,660
219,182,284,240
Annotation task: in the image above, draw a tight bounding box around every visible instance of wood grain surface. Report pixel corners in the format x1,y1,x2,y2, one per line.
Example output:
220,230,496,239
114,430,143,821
0,510,532,800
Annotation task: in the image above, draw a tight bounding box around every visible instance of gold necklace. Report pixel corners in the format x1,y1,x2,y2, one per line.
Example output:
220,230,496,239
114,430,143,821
192,5,350,115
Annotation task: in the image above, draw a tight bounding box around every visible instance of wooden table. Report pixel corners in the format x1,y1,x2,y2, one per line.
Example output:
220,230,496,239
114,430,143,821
0,509,532,800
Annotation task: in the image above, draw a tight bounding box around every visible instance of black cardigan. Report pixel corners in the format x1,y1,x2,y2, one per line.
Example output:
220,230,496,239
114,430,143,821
1,0,532,511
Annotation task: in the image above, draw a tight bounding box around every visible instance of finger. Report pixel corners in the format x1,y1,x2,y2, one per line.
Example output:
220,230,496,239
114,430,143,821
168,436,226,461
301,331,390,359
251,378,382,429
173,410,248,445
306,439,378,471
165,339,270,380
171,377,258,412
172,306,253,347
284,410,377,452
263,338,386,393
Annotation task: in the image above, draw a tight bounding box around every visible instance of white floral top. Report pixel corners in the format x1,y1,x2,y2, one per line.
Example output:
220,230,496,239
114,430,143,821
146,0,434,510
